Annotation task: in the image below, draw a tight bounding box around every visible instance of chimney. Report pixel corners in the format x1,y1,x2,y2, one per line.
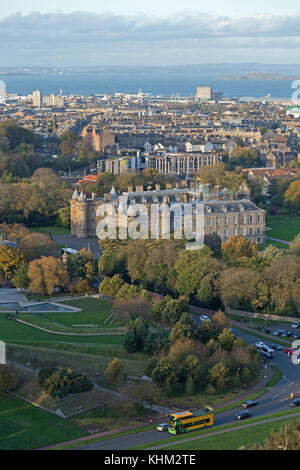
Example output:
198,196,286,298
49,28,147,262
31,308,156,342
155,184,161,191
136,185,144,192
127,185,134,193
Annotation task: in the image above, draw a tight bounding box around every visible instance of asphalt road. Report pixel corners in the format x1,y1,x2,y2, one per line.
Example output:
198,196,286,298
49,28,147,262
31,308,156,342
76,324,300,450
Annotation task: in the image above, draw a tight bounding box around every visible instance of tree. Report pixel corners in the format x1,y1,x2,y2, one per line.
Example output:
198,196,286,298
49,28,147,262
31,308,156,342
218,328,236,352
183,354,202,387
222,236,258,266
31,168,60,189
174,247,220,306
150,358,177,388
28,256,69,296
56,206,70,229
284,180,300,209
19,232,59,260
152,295,189,325
0,364,18,390
264,255,300,314
99,274,124,298
169,313,198,344
290,233,300,257
105,358,125,384
12,262,29,290
218,268,257,310
209,361,232,391
212,311,229,330
0,245,26,279
59,131,78,156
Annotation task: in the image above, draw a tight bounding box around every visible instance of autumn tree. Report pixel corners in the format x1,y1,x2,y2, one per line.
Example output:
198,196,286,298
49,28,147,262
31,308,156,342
28,256,69,296
218,267,257,310
0,245,26,280
221,236,258,266
19,232,59,260
284,179,300,209
105,358,126,384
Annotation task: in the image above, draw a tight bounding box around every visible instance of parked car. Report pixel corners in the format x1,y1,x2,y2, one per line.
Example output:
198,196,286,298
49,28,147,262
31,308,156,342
292,323,300,329
157,423,169,432
255,342,265,349
273,329,285,336
284,348,296,355
271,344,284,351
242,400,258,409
281,331,292,337
293,332,300,339
290,399,300,408
235,411,251,420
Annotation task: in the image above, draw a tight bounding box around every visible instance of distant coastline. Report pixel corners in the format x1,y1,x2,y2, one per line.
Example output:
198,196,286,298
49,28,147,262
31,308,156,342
218,72,299,81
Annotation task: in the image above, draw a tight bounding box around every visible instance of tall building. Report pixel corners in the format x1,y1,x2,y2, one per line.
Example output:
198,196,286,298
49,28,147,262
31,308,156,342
32,90,43,109
195,86,223,102
195,86,212,101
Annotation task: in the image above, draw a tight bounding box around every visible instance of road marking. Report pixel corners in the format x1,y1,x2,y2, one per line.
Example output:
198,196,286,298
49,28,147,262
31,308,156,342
272,395,279,400
279,398,289,403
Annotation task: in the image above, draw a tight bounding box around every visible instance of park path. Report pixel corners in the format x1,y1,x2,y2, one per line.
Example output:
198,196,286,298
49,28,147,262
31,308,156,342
265,236,290,245
15,318,126,336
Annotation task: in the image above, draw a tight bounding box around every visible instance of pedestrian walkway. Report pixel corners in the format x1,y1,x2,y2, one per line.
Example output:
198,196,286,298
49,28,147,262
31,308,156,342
265,236,290,245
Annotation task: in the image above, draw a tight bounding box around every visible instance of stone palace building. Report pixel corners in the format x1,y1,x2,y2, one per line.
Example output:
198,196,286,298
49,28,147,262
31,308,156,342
70,182,266,246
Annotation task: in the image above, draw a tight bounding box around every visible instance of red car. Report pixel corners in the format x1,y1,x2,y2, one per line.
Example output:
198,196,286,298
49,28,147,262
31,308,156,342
284,348,296,355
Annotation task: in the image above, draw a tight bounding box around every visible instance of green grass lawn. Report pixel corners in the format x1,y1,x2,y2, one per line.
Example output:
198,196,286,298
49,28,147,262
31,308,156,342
266,215,300,242
0,315,125,346
30,226,70,236
19,298,126,333
164,416,300,450
263,239,289,250
0,391,85,450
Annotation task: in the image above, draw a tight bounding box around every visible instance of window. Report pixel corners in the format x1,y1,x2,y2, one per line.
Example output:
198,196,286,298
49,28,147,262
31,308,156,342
257,215,261,223
233,216,237,225
225,217,228,225
249,228,253,235
249,215,253,224
209,217,212,227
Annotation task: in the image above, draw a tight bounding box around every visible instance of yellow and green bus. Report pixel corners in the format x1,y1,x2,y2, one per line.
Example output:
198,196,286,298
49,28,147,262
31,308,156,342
168,407,214,435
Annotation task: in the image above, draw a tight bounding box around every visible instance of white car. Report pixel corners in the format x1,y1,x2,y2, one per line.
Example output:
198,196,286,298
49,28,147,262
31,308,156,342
255,342,265,349
200,315,211,322
157,423,169,432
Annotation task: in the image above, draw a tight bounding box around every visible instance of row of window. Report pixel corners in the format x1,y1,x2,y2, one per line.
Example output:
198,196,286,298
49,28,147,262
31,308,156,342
209,215,262,226
209,228,263,237
179,418,212,428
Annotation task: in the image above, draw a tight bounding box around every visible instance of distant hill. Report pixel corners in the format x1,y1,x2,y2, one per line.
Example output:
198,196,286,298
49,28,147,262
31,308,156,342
218,72,299,81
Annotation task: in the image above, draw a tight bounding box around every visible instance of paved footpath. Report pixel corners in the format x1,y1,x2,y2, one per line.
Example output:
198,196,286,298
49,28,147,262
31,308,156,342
265,236,290,245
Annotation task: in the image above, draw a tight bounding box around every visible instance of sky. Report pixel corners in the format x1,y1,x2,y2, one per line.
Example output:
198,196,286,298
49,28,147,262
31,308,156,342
1,1,300,66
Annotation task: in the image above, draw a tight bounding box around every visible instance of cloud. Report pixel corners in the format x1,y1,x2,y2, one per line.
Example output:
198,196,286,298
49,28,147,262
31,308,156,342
0,11,300,65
